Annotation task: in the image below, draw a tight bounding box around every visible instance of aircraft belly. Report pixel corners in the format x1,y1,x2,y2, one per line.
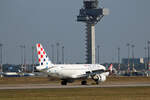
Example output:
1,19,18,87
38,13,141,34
45,70,72,79
60,70,83,79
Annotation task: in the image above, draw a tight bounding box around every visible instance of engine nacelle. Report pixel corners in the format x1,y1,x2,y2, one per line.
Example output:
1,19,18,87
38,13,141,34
93,74,106,82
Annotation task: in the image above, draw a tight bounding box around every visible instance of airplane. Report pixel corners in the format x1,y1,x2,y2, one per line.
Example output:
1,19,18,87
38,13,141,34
3,72,20,77
36,43,112,85
1,68,35,77
2,72,35,77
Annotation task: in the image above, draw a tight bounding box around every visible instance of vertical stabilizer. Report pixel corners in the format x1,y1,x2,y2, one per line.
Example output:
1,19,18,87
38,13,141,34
36,43,53,67
108,64,113,72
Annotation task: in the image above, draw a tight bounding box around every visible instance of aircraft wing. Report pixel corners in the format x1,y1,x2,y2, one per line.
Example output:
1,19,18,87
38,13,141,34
75,69,106,79
86,69,105,76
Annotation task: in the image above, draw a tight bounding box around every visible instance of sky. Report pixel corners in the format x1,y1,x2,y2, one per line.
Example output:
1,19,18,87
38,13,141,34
0,0,150,64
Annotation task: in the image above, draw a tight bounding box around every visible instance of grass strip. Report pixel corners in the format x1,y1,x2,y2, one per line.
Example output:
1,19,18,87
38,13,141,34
0,86,150,100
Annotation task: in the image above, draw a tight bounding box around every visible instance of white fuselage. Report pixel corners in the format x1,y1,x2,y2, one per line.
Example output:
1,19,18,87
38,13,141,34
37,64,106,79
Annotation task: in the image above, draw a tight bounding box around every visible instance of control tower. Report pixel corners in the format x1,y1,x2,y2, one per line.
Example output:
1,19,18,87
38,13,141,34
77,0,109,64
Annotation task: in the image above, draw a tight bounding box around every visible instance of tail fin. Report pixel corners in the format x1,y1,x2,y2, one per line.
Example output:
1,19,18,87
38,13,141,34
36,43,53,67
108,64,113,72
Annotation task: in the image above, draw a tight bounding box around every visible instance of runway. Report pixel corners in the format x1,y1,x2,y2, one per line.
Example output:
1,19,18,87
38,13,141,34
0,83,150,90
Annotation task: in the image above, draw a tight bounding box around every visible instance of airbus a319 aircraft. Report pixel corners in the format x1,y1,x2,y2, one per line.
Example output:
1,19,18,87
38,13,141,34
36,43,112,85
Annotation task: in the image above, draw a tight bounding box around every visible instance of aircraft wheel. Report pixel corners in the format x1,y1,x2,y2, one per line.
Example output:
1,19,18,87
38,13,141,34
96,81,99,85
61,80,67,85
81,80,87,85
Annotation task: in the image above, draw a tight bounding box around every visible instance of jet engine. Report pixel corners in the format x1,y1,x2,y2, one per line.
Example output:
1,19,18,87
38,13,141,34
93,74,106,82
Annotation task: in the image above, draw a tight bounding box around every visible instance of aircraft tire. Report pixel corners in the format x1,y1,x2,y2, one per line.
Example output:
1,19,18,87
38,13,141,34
96,81,99,85
81,80,87,85
61,80,67,85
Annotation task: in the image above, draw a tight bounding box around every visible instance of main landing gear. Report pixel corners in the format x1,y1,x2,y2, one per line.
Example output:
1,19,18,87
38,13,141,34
61,80,67,85
95,80,99,85
81,80,87,85
61,80,87,85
